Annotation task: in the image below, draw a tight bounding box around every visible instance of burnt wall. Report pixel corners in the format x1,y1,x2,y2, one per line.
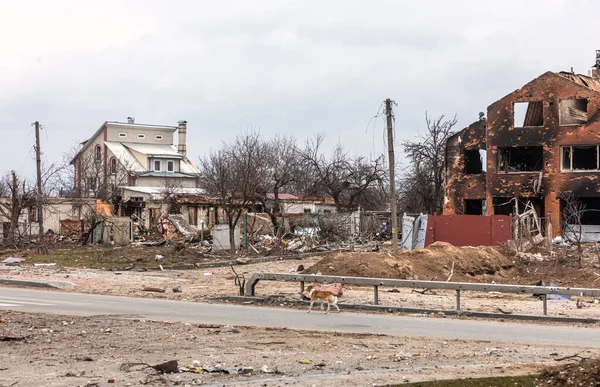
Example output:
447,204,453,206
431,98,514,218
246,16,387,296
443,120,487,214
485,71,600,234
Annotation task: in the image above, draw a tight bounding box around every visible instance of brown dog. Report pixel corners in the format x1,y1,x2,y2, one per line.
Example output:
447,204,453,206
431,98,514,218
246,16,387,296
306,285,340,314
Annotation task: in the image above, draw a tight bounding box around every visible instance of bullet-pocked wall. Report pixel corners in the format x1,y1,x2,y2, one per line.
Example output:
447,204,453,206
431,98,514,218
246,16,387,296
444,70,600,236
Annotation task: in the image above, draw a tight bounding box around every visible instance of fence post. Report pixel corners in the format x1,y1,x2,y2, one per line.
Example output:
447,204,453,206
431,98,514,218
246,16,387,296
456,289,461,311
374,285,379,305
300,281,304,297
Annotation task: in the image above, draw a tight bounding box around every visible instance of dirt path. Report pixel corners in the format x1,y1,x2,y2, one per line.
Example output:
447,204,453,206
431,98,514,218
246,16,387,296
1,310,595,387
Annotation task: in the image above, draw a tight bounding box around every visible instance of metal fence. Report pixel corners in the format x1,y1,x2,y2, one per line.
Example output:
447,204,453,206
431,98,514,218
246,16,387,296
245,273,600,316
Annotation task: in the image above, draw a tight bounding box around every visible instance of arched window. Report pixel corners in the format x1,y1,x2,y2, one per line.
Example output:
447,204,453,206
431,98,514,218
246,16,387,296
94,145,101,162
109,157,117,174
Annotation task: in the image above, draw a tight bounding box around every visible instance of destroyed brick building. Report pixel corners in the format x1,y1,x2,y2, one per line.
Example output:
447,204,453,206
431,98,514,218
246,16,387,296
444,51,600,239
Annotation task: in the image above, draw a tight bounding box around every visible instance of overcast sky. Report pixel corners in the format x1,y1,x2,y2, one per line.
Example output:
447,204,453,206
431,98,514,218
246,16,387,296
0,0,598,180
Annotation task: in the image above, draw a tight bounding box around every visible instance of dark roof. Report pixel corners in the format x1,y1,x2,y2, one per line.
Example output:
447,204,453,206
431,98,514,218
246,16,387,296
557,72,600,92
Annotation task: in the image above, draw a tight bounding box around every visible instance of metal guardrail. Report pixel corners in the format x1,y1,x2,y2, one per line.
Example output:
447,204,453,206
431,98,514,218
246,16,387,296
245,273,600,316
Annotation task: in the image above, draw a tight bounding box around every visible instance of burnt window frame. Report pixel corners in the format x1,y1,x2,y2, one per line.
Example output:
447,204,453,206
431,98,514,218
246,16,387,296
464,149,485,175
497,146,544,173
513,101,544,128
561,145,600,172
559,98,589,126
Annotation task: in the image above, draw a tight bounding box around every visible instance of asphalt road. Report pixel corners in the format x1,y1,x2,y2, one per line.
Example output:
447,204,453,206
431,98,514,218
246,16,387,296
1,287,600,347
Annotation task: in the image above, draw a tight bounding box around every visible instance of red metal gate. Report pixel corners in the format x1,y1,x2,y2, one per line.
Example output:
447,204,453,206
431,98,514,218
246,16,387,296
424,214,512,247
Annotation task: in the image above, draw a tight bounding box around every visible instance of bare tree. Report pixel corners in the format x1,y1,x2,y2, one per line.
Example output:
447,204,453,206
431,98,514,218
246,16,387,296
559,192,586,268
199,132,267,251
402,113,457,214
0,171,36,245
298,135,386,212
258,136,301,229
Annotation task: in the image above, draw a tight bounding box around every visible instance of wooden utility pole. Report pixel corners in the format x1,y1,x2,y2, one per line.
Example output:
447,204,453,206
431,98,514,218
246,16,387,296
385,99,399,253
34,121,44,241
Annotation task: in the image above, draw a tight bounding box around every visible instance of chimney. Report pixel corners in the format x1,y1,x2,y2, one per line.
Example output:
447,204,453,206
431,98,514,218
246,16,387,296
177,120,187,156
592,50,600,79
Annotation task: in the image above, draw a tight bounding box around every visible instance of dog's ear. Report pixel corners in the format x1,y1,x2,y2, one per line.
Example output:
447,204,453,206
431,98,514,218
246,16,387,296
305,285,313,292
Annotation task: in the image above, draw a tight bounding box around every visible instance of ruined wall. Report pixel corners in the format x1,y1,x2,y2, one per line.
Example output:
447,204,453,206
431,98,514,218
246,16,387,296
485,71,600,235
443,119,487,214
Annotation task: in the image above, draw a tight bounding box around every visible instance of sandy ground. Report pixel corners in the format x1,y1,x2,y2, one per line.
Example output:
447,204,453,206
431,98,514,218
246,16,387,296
1,256,599,319
2,254,600,386
2,310,597,387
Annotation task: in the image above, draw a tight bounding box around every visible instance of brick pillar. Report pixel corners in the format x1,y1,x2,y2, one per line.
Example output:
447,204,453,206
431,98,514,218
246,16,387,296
545,194,561,237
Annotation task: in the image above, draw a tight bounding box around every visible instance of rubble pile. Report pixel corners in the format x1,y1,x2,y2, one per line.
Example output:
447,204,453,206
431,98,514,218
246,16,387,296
304,242,515,281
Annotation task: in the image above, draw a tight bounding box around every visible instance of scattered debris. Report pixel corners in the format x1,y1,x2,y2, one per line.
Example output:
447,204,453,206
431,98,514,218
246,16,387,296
142,287,166,293
576,299,589,309
0,336,28,342
1,257,25,264
33,263,56,267
261,365,279,374
121,360,179,374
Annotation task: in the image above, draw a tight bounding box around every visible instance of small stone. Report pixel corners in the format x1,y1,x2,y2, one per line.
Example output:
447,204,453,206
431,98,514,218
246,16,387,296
232,328,240,334
172,285,182,293
83,356,94,361
108,379,115,383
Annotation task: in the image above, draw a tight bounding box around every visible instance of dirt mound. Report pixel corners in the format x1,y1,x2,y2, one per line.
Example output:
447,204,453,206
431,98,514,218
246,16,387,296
303,242,515,281
537,358,600,386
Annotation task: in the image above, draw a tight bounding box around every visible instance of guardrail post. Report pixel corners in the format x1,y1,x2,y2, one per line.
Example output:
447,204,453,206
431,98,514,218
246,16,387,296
456,289,461,311
245,274,259,296
542,294,547,315
374,285,379,305
300,281,305,297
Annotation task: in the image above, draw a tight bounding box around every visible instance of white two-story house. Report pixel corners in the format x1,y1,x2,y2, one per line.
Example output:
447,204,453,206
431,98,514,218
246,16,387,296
71,119,201,200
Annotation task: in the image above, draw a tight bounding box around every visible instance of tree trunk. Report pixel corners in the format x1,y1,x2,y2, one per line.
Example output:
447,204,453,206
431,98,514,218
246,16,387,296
228,219,236,252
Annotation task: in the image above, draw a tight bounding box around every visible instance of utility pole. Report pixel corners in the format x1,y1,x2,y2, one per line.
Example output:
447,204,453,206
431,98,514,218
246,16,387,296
385,99,399,253
34,121,44,241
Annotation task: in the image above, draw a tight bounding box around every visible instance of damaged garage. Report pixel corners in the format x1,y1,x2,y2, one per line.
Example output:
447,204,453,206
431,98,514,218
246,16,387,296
444,51,600,241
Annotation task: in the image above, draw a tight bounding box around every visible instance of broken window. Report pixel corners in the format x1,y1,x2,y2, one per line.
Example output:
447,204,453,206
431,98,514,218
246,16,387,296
561,145,599,171
493,197,514,216
514,101,544,127
464,149,486,174
559,99,588,125
464,200,484,215
498,147,543,172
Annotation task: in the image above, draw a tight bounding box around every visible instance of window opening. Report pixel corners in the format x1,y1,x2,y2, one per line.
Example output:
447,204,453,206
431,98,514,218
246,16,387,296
498,147,543,172
514,101,543,127
559,99,588,125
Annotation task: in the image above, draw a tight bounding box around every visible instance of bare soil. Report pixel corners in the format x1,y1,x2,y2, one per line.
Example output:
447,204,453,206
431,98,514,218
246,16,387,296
3,242,600,385
1,310,596,387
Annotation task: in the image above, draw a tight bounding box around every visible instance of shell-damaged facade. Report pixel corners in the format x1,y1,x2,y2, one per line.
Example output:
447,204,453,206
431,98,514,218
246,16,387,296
444,54,600,238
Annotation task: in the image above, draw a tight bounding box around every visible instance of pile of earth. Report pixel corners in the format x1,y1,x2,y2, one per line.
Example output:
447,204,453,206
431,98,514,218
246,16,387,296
303,242,515,281
537,358,600,386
